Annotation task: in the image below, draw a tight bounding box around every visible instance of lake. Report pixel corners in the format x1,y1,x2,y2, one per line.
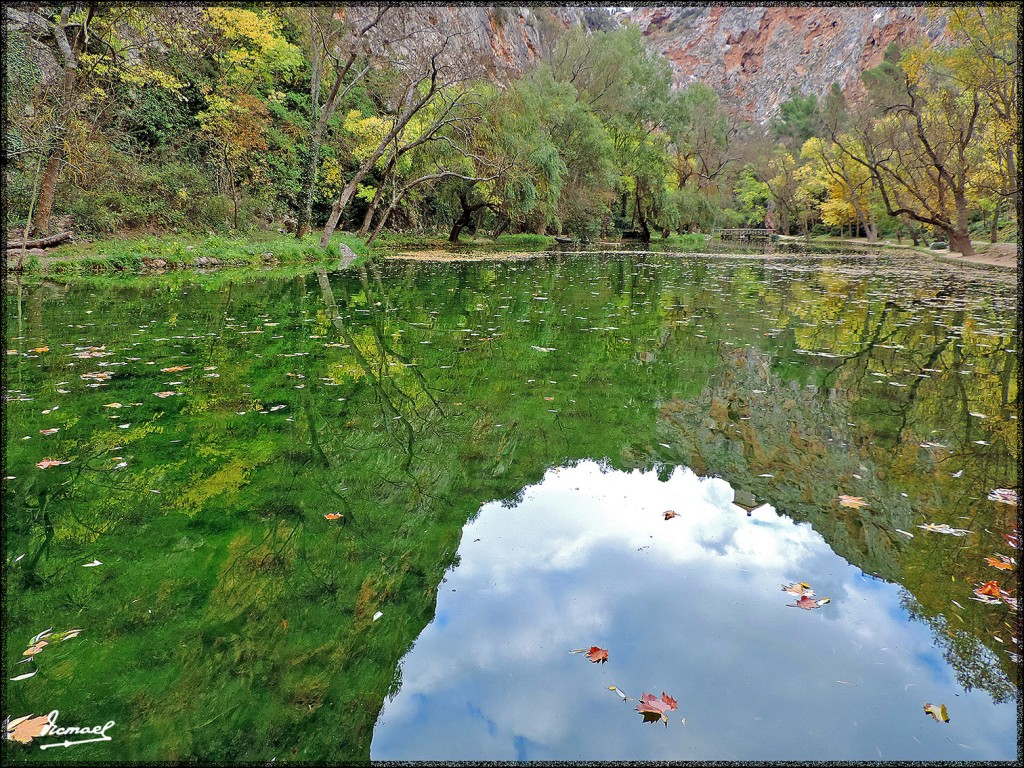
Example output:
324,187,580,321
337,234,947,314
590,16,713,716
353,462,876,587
3,252,1018,761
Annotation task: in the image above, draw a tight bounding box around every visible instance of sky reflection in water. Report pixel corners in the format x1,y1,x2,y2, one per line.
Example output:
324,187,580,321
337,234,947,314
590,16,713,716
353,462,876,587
372,461,1017,761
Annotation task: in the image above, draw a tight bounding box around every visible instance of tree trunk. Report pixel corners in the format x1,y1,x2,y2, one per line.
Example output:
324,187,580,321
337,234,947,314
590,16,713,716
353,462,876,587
358,158,397,237
30,151,63,238
491,215,511,239
989,198,1000,243
8,231,73,249
635,188,650,243
449,206,472,243
947,228,974,257
295,135,321,238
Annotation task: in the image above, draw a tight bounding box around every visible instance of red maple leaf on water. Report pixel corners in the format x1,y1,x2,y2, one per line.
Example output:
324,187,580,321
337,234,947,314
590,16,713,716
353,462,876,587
586,646,608,664
636,692,678,725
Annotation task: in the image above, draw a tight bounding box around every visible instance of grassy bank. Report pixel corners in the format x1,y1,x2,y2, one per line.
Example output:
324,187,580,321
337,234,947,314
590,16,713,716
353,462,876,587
5,230,565,282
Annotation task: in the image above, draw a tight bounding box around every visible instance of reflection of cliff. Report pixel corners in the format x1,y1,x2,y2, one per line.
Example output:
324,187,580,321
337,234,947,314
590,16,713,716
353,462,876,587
658,345,912,582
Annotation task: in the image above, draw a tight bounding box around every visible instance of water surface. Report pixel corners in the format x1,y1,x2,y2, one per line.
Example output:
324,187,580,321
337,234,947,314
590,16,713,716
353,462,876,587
3,253,1018,761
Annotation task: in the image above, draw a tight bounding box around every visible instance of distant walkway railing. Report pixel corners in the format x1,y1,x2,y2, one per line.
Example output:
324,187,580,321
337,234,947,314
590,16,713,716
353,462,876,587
712,228,777,243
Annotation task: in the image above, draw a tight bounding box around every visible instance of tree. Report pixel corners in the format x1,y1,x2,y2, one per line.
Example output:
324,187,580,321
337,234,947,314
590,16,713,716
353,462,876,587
823,42,996,256
801,136,880,241
940,6,1018,236
319,27,477,247
291,5,389,238
198,7,302,229
6,4,189,236
771,91,824,150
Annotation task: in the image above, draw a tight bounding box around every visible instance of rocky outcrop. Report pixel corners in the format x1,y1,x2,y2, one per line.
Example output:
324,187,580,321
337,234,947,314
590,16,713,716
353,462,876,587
354,6,606,80
621,6,949,122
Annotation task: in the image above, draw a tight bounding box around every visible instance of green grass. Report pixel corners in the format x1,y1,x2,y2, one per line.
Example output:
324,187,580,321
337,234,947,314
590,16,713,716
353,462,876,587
22,232,370,279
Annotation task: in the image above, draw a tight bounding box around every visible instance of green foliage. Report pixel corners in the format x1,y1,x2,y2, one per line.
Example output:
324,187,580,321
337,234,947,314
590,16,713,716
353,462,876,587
771,91,824,148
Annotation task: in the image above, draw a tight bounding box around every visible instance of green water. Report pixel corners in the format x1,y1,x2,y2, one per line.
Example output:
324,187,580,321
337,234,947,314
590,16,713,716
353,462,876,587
3,253,1018,761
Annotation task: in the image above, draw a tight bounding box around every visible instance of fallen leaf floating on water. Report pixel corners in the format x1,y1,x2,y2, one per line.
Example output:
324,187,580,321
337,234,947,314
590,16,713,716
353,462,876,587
35,459,69,469
160,365,190,373
323,513,343,521
636,692,678,726
38,428,59,436
1004,529,1019,549
782,582,815,597
153,391,178,398
663,510,679,520
923,703,949,723
838,495,869,509
9,670,37,682
103,402,123,408
975,580,1003,598
22,641,47,657
569,646,609,663
608,686,631,702
29,346,49,353
985,554,1015,571
987,488,1018,506
916,523,971,536
82,560,102,567
788,596,831,610
5,714,51,744
530,346,556,352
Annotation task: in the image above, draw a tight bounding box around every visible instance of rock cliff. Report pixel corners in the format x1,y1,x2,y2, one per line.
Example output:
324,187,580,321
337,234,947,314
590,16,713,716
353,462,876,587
620,6,949,122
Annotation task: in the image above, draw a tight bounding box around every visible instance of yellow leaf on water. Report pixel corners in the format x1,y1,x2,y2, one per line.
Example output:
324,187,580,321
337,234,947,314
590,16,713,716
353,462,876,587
923,703,949,723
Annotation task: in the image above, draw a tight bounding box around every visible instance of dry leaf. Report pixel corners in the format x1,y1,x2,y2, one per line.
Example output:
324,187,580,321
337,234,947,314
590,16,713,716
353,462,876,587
838,495,869,509
160,365,190,373
788,596,830,610
782,582,815,597
987,489,1018,506
917,523,971,536
975,580,1003,598
923,703,949,723
323,513,343,520
6,714,51,744
636,692,678,725
23,641,47,657
985,555,1015,571
585,646,608,664
663,510,679,520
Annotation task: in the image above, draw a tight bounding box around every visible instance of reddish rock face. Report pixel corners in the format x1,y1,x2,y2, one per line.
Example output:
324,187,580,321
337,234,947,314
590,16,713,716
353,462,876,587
623,6,949,123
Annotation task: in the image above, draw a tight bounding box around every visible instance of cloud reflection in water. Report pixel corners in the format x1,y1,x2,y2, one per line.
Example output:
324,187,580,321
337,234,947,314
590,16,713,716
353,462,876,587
372,461,1017,761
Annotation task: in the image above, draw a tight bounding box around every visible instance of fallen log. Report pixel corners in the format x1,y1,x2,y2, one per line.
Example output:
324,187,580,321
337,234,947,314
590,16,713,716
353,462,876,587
6,248,47,258
6,231,73,249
